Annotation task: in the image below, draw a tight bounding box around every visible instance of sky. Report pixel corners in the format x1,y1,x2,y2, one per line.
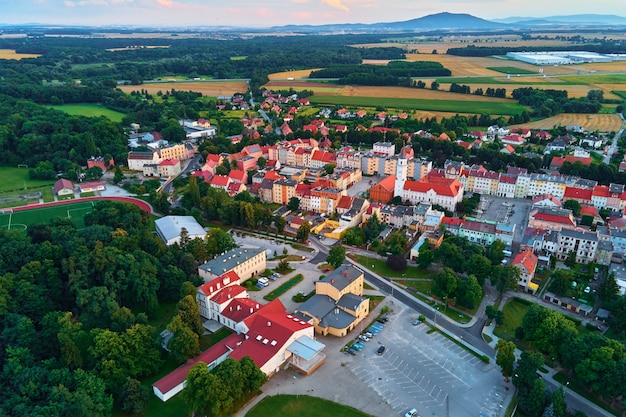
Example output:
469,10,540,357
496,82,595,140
0,0,623,28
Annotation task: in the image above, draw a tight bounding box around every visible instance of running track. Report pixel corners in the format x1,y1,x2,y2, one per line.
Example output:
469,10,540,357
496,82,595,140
10,196,153,215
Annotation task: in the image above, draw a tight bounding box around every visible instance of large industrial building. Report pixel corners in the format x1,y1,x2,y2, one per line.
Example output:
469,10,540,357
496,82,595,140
506,51,620,65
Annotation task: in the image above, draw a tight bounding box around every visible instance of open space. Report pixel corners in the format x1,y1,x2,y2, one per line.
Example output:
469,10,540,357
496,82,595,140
510,113,623,132
0,200,96,230
48,103,126,122
0,49,41,60
117,80,249,97
268,68,323,79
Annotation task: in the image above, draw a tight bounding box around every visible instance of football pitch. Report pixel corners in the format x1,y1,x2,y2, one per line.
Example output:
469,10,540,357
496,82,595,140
0,201,95,230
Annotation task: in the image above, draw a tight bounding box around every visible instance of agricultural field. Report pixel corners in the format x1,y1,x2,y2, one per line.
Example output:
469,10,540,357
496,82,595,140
0,49,41,60
510,113,623,132
341,85,513,102
48,103,126,122
268,68,322,79
264,80,344,94
117,81,249,97
487,67,537,75
309,95,526,116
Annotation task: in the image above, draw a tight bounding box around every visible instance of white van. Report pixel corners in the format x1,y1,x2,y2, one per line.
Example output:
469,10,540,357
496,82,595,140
258,277,269,287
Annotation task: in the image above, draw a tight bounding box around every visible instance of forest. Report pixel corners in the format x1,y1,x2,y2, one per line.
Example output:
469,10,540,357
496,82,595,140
309,61,451,86
0,200,243,416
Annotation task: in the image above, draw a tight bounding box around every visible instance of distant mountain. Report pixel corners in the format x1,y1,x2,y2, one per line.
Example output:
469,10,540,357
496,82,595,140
273,12,506,33
494,14,626,25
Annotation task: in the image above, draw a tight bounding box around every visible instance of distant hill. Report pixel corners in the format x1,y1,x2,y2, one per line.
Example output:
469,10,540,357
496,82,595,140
273,12,506,33
494,14,626,25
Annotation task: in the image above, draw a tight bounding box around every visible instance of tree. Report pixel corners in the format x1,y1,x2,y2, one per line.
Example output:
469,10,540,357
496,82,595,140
432,268,458,301
183,362,232,417
287,197,301,212
175,295,204,337
257,156,267,169
495,340,516,382
117,377,150,415
274,215,286,234
296,221,311,243
491,265,519,294
113,166,124,184
386,254,407,271
431,81,439,90
486,305,504,325
521,377,546,417
326,245,346,269
167,323,200,363
551,387,566,417
456,275,483,309
486,240,506,265
563,199,581,216
323,163,336,175
465,254,492,286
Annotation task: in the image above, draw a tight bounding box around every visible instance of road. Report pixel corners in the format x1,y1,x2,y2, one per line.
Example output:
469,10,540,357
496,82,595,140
603,112,625,164
162,155,202,193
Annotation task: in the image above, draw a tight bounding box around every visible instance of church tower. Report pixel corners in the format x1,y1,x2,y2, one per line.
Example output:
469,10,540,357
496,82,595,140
394,146,408,198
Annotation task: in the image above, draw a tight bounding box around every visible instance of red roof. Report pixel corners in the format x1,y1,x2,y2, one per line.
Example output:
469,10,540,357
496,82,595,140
229,169,246,183
159,158,180,166
532,212,575,226
311,150,335,163
564,187,593,201
303,124,318,133
499,174,517,184
210,284,247,304
152,332,243,396
512,250,538,274
264,170,284,181
462,219,496,234
337,195,353,210
552,155,592,167
592,185,610,198
210,175,230,187
221,297,263,322
457,141,472,149
580,205,598,217
193,171,213,183
442,216,463,227
54,178,73,193
404,177,463,197
296,183,311,197
373,175,396,192
199,271,241,296
229,299,312,368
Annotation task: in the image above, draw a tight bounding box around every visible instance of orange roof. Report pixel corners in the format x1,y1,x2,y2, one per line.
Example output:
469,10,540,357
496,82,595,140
592,185,610,198
404,177,463,197
373,175,396,192
337,195,353,210
158,159,180,166
229,169,246,182
512,250,538,275
210,175,230,187
580,205,598,217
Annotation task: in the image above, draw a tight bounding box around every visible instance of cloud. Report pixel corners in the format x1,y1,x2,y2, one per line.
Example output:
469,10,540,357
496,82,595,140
64,0,131,6
290,0,309,3
321,0,348,12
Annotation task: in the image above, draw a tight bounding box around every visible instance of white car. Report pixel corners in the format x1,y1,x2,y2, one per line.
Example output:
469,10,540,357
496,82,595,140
258,277,269,287
405,408,419,417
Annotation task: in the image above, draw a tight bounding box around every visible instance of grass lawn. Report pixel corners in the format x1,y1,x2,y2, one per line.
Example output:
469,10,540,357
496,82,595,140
613,91,626,100
0,200,96,229
0,166,56,195
368,295,385,311
560,73,626,84
309,95,526,115
553,371,619,416
48,103,126,122
199,327,233,350
394,278,432,294
264,274,304,301
348,254,431,278
492,298,530,342
247,394,373,417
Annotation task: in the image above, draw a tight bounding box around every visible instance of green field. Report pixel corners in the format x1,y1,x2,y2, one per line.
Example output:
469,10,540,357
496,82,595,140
309,95,527,115
559,73,626,84
0,200,96,230
613,91,626,100
230,55,248,60
48,103,126,122
487,67,537,75
492,298,530,342
434,76,569,85
247,394,373,417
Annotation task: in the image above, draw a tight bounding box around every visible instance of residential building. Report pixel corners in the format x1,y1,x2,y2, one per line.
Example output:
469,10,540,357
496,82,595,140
127,150,160,171
528,207,576,231
511,250,539,294
272,179,297,205
157,159,182,177
198,247,266,282
53,179,74,197
556,229,599,264
373,141,395,157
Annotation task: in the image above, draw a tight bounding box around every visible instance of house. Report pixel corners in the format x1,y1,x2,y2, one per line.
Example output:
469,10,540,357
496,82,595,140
501,134,525,146
549,155,592,170
155,215,206,246
87,156,114,170
78,182,105,194
294,264,368,337
209,175,231,191
511,250,539,294
198,247,267,282
158,159,181,177
53,179,74,197
531,194,562,209
370,175,396,203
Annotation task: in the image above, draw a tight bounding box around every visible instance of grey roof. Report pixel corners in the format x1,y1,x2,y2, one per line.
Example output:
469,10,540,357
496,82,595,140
319,307,356,330
559,228,598,242
597,308,610,319
610,228,626,239
297,294,336,322
336,293,367,312
609,183,625,194
598,240,613,251
155,216,206,243
415,202,431,216
319,264,363,292
575,178,598,188
286,336,325,361
198,247,265,276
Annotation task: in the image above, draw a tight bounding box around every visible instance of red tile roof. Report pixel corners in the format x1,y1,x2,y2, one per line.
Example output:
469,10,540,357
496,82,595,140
210,284,247,304
230,299,312,368
580,205,598,217
373,175,396,192
592,185,610,198
229,170,246,183
337,195,353,210
462,219,496,234
221,297,263,322
199,271,241,296
564,187,593,201
512,250,538,275
532,212,575,226
442,216,463,227
53,178,74,193
210,175,230,187
403,177,463,197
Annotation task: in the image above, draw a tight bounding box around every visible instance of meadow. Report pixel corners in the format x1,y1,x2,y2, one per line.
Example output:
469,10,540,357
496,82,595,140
48,103,126,122
246,395,373,417
510,113,623,132
0,166,56,200
309,95,527,115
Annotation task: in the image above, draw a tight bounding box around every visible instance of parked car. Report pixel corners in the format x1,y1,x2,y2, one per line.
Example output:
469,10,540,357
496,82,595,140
368,327,381,335
405,408,419,417
376,345,386,355
377,316,389,324
412,318,422,326
363,331,373,338
371,323,384,330
358,335,370,342
258,277,269,287
351,343,364,351
345,347,357,355
255,282,265,289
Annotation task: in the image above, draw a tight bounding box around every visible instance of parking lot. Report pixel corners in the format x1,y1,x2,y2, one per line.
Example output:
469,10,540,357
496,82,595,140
346,308,508,417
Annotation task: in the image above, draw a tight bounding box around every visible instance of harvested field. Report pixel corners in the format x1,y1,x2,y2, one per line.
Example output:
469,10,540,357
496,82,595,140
575,61,626,72
435,83,595,98
0,49,41,60
117,81,248,96
361,59,391,65
341,85,512,102
511,114,623,132
352,38,572,54
268,68,322,79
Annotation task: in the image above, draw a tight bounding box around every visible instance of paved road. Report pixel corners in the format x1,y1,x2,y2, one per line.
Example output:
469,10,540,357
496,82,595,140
603,113,625,164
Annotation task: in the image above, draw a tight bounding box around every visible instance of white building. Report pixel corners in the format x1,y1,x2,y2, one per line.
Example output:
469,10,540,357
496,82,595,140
155,216,207,246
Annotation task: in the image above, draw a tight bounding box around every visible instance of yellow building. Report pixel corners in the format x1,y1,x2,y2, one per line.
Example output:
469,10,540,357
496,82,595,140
294,264,369,337
198,247,266,282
